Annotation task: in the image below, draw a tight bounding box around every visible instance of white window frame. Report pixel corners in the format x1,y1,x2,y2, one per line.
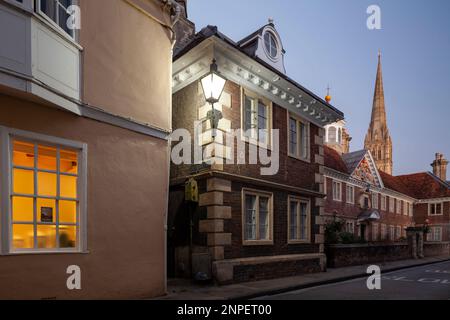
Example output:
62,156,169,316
409,203,414,217
389,225,395,241
332,180,342,202
242,188,274,246
241,88,273,149
36,0,79,41
396,199,401,214
287,196,311,244
381,195,387,211
372,193,379,210
428,202,444,216
428,227,442,242
0,126,87,255
4,0,34,11
346,221,355,234
346,185,354,204
389,197,395,213
287,112,310,162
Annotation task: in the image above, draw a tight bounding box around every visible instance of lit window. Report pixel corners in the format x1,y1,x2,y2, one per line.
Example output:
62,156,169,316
243,190,272,244
288,114,310,160
429,203,443,216
0,127,86,255
346,185,354,204
264,31,278,59
288,197,310,243
38,0,75,38
243,91,271,146
332,181,342,202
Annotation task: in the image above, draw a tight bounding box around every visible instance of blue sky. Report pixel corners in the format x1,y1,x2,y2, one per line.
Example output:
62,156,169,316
188,0,450,176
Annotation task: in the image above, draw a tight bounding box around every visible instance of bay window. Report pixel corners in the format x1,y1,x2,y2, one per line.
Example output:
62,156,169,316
288,114,310,161
242,90,271,146
288,196,310,243
243,189,273,244
37,0,76,38
0,126,86,254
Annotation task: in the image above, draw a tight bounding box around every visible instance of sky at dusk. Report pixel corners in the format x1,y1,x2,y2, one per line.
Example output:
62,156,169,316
188,0,450,176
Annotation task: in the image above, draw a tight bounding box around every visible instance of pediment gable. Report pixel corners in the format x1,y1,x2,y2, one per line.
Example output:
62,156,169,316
347,151,384,188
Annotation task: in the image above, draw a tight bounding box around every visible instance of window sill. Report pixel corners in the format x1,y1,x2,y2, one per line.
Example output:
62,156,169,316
288,154,311,164
243,240,274,246
288,240,311,245
2,250,89,256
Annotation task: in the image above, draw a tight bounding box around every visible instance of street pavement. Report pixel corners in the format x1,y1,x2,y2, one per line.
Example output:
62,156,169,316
258,260,450,300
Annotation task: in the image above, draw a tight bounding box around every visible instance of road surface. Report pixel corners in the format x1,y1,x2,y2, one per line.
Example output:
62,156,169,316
258,260,450,300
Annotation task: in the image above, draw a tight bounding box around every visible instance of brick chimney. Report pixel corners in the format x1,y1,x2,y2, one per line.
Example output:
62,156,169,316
173,0,195,54
431,153,448,181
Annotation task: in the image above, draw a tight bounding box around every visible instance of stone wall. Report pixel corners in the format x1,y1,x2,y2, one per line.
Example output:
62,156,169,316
326,242,450,268
424,242,450,257
326,243,411,268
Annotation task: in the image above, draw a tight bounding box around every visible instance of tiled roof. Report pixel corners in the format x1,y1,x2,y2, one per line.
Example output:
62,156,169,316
325,147,450,200
342,150,367,174
378,171,412,196
324,146,348,174
395,172,450,199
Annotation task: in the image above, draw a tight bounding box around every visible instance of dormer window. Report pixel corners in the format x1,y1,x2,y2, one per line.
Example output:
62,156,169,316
264,31,278,60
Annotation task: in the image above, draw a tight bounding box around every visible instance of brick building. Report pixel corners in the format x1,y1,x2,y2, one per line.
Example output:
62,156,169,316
168,9,344,283
323,54,450,244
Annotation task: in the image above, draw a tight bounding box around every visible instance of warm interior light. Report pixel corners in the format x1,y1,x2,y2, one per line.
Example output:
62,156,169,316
12,140,78,250
200,60,226,104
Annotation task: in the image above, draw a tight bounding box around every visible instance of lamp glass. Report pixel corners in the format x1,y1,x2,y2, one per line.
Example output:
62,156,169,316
201,72,226,103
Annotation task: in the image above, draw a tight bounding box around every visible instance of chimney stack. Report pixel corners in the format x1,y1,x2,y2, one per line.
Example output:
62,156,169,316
173,0,195,54
431,153,448,181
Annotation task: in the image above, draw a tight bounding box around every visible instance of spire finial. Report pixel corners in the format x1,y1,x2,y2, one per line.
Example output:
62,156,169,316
268,17,274,25
325,84,332,103
378,49,382,60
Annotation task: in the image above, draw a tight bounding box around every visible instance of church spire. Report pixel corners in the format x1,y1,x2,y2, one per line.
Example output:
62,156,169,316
365,51,393,175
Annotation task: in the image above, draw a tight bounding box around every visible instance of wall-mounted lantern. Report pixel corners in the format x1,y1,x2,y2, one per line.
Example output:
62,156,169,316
200,59,226,137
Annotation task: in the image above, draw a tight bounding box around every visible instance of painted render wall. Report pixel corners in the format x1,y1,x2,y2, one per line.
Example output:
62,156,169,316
0,95,168,299
79,0,173,131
